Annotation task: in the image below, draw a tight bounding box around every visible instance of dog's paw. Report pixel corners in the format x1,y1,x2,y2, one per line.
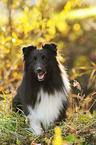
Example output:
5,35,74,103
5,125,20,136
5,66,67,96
29,126,43,135
29,121,43,135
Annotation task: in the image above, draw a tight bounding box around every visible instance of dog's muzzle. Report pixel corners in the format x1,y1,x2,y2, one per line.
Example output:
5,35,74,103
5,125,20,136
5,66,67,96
36,67,46,81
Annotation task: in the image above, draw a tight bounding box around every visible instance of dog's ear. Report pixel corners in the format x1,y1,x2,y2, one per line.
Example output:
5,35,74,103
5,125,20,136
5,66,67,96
22,45,36,60
42,43,57,56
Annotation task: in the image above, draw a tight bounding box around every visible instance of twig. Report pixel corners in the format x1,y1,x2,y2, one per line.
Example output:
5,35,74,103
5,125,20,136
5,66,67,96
88,99,96,111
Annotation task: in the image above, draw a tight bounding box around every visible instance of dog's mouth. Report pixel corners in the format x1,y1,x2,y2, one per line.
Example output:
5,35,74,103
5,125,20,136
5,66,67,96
37,72,46,81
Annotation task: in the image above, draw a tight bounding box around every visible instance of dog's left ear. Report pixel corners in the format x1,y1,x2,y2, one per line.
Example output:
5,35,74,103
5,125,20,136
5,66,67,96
22,45,36,60
42,43,57,56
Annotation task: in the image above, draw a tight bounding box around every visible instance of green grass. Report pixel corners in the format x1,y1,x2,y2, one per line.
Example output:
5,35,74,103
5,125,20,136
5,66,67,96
0,96,96,145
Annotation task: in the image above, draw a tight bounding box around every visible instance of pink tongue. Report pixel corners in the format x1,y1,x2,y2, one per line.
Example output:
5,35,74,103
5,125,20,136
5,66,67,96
38,74,44,79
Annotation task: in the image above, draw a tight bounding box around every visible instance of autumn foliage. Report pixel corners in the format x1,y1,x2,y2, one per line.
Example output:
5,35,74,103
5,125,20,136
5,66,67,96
0,0,96,144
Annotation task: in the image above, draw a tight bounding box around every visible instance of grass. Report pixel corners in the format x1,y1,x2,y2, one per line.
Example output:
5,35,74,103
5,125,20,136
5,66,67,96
0,115,31,144
0,92,96,145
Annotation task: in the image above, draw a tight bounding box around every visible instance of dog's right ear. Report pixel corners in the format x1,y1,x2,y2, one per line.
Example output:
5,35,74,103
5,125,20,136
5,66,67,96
22,45,36,60
42,43,57,56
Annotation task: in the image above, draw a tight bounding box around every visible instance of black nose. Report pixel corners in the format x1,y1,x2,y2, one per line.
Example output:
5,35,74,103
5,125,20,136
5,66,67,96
36,67,42,73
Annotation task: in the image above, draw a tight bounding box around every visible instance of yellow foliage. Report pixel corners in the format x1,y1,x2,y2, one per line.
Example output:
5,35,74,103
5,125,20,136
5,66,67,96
13,72,18,77
33,7,40,15
64,1,72,12
47,26,56,36
3,49,10,54
73,23,81,31
40,19,46,29
52,126,63,145
56,20,70,35
6,63,11,68
57,55,65,63
25,118,28,124
55,126,62,134
12,32,18,40
89,17,94,21
14,64,18,69
76,106,79,112
64,0,81,12
36,1,41,8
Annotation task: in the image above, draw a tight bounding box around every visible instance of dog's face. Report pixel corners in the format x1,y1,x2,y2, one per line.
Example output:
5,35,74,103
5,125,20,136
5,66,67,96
22,43,57,81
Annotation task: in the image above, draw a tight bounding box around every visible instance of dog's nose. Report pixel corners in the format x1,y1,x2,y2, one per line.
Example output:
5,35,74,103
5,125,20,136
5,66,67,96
36,67,42,73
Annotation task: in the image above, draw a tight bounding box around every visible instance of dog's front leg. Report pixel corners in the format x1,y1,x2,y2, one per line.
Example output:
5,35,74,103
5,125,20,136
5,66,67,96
29,119,43,135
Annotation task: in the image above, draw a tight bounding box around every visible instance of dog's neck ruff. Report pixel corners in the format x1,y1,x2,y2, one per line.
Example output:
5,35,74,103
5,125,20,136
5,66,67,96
27,87,68,134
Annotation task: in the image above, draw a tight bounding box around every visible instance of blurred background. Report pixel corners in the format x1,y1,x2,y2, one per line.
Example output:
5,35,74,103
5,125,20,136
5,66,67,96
0,0,96,113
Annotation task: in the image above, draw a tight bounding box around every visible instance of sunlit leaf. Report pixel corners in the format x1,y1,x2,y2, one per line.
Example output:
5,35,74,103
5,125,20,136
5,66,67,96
13,72,18,77
73,23,81,31
56,20,70,35
64,1,71,12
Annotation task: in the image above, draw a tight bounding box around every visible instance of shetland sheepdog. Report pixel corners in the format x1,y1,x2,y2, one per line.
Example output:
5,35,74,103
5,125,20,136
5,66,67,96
13,43,71,134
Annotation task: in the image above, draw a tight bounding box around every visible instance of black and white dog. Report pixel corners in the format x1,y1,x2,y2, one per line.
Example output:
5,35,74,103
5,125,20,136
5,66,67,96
12,43,71,134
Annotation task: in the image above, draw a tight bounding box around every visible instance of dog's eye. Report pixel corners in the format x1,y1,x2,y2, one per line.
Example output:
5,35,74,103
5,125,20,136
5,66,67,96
33,56,37,62
42,55,46,61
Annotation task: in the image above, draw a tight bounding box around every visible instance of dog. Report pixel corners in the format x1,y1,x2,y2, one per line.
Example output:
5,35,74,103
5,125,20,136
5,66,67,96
12,43,71,135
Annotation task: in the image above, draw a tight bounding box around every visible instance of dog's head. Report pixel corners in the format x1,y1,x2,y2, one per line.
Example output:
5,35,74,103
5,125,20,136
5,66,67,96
22,43,57,81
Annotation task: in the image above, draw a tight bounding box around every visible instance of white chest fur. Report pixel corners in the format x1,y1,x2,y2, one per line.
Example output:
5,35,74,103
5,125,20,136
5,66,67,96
27,88,67,134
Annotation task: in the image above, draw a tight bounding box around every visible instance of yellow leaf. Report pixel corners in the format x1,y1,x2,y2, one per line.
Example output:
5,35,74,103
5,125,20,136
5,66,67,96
56,20,70,35
12,32,18,40
54,126,61,134
4,49,10,54
52,126,63,145
6,63,11,68
25,118,28,124
64,1,71,12
76,106,79,112
73,23,80,31
13,72,18,77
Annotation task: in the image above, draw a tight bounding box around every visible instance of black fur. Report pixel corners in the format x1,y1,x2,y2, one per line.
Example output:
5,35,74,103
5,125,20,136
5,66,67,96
13,43,70,131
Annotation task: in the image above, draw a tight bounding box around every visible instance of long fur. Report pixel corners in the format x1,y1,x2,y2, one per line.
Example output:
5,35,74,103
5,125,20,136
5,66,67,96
12,43,71,134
